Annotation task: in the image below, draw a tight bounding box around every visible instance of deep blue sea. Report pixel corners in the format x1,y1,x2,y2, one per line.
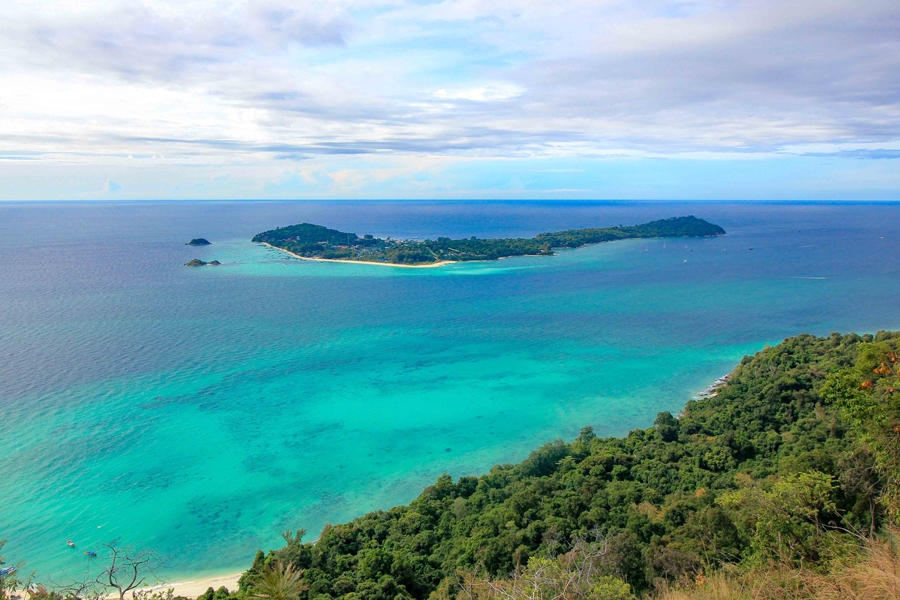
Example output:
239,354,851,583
1,200,898,582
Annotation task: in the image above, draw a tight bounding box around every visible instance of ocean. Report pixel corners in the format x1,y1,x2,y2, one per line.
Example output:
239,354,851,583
1,200,899,582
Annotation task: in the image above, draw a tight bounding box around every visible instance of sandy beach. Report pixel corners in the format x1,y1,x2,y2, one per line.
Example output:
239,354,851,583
261,242,456,268
16,573,244,600
119,572,243,599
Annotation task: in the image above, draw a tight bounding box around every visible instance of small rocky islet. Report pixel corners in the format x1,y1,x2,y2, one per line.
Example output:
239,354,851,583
184,238,218,266
184,258,221,267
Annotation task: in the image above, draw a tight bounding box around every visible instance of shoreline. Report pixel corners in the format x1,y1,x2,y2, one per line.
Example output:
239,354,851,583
261,243,456,268
262,242,549,268
695,373,732,399
105,572,243,599
260,230,722,270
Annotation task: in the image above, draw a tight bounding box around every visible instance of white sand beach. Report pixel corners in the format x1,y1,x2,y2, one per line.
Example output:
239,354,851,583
261,242,456,268
112,573,243,599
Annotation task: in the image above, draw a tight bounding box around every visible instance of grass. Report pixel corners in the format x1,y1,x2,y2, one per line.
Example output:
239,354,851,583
655,530,900,600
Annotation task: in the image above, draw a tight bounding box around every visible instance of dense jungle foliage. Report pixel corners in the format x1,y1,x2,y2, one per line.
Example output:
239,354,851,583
253,224,379,248
227,331,900,599
250,217,725,265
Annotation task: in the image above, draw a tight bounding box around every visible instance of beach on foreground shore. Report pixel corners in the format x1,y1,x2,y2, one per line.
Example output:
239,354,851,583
122,573,243,599
14,573,245,600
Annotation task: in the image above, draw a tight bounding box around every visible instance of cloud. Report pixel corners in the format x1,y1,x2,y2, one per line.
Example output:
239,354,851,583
434,83,524,102
104,179,122,193
0,0,898,199
0,2,350,81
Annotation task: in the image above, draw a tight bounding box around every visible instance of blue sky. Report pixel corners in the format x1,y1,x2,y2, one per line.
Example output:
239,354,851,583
0,0,898,200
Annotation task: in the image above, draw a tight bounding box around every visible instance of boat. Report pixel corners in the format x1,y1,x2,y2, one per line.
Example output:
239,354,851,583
0,566,17,576
85,551,97,557
67,540,75,547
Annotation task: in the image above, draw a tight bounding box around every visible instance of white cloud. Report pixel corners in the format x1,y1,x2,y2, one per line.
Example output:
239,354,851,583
434,83,524,102
0,0,898,198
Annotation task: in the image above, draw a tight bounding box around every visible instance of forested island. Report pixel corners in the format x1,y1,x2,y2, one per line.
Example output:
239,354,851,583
251,216,725,266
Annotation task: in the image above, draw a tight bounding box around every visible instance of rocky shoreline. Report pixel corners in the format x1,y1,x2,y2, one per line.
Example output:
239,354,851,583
184,258,221,267
696,373,731,398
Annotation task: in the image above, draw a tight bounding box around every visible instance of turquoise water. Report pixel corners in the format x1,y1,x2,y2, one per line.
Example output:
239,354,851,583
1,201,899,582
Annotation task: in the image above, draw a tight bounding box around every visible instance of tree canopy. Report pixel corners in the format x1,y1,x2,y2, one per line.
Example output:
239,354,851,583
237,331,897,598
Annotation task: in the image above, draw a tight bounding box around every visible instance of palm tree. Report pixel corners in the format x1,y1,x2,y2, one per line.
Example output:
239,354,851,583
253,561,307,600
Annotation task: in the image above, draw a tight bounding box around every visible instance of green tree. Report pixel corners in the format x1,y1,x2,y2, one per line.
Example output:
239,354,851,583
718,472,844,566
824,339,900,517
253,561,308,600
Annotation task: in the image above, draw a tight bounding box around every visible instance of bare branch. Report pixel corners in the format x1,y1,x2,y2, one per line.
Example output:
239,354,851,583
91,543,166,600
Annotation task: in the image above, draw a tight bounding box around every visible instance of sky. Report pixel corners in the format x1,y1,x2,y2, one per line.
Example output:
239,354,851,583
0,0,898,200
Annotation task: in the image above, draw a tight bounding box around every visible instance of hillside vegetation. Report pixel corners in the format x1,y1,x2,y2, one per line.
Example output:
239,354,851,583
228,331,900,599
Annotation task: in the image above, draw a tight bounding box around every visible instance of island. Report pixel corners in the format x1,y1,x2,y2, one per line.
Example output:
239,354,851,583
186,238,211,246
252,215,726,266
184,258,221,267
